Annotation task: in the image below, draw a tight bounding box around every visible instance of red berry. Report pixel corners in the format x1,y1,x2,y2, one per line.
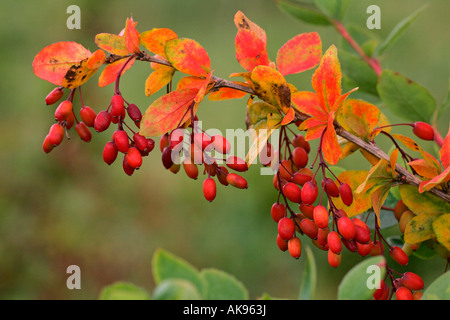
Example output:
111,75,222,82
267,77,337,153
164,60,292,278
292,134,310,153
42,135,54,153
94,110,111,132
370,240,384,256
341,238,358,252
212,135,231,154
328,249,341,268
110,94,125,118
313,205,329,229
412,121,434,141
339,183,353,206
79,106,97,127
394,200,408,221
282,182,302,203
302,181,318,205
216,166,229,186
75,122,92,142
322,178,339,197
373,280,389,300
193,132,212,151
337,216,356,240
389,246,409,266
146,138,155,153
162,146,174,169
398,272,424,291
65,112,75,129
276,234,288,252
127,103,142,126
271,203,286,223
395,287,413,300
299,218,318,240
45,87,64,105
125,147,142,169
292,147,308,168
288,237,302,259
292,172,312,186
226,156,248,172
113,130,130,153
183,160,199,180
226,173,248,189
133,133,149,152
327,231,342,254
103,141,118,165
278,160,294,181
317,227,329,247
169,129,184,151
278,217,295,241
357,242,372,256
48,123,65,146
259,143,273,166
203,178,216,202
354,225,371,244
54,100,73,121
299,203,314,220
159,133,170,152
122,156,135,176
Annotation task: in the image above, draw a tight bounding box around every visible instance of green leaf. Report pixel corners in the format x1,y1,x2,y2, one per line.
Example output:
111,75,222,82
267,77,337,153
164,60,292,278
152,248,206,297
399,184,450,216
412,240,437,260
99,282,150,300
433,214,450,250
152,279,202,300
377,70,436,123
339,50,378,96
201,268,249,300
313,0,350,20
374,5,428,57
422,271,450,300
340,24,379,57
298,246,317,300
276,0,331,25
337,256,386,300
436,77,450,120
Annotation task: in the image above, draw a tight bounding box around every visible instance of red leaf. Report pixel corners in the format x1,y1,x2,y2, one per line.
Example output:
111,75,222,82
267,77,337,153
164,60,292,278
276,32,322,76
140,88,199,137
208,82,249,101
33,41,92,86
322,113,342,165
98,57,136,87
235,29,270,72
234,11,267,43
165,38,211,77
291,91,327,121
440,126,450,169
62,49,106,89
124,18,140,53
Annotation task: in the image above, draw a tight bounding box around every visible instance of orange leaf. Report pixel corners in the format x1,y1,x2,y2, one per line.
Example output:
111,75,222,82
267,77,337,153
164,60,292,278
194,72,213,104
62,49,106,89
98,57,136,87
338,99,380,139
32,41,92,86
176,76,207,90
311,45,342,113
276,32,322,76
140,28,178,58
234,11,267,44
321,113,341,165
235,29,270,72
419,166,450,193
291,91,327,121
208,82,249,101
281,108,295,125
144,65,175,97
409,159,441,179
440,126,450,169
95,33,129,55
140,88,199,137
124,18,140,53
165,38,211,77
389,148,399,177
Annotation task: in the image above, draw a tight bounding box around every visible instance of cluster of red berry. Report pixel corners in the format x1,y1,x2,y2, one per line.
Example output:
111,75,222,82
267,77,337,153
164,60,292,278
375,271,424,300
158,121,248,202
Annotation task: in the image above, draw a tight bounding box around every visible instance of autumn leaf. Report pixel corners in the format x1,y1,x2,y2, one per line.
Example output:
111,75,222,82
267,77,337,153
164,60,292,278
33,41,93,87
235,29,271,73
433,214,450,250
276,32,322,76
404,214,436,244
98,57,136,88
144,64,176,97
124,18,141,53
95,33,129,56
140,28,178,58
208,82,249,101
234,11,267,44
333,170,372,217
61,49,106,89
337,99,381,140
165,38,211,77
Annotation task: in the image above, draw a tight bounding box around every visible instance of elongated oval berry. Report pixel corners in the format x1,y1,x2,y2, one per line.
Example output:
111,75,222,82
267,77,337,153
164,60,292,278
216,166,229,186
327,231,342,254
79,106,97,127
412,121,434,141
183,160,199,180
299,218,318,240
278,217,295,241
162,146,174,169
389,246,409,266
94,110,111,132
288,237,302,259
113,130,130,153
146,138,155,153
271,203,286,223
339,183,353,206
317,227,329,247
42,135,54,153
357,242,372,256
302,181,318,205
226,156,248,172
48,123,64,146
259,143,273,166
276,234,288,252
370,241,384,256
292,147,308,169
54,100,73,121
65,112,75,129
282,182,302,203
278,160,293,181
159,133,170,152
122,156,135,176
313,205,329,229
399,210,415,233
394,200,408,221
226,173,247,189
127,103,142,126
193,132,212,151
103,141,118,165
110,94,125,118
292,172,312,186
212,135,231,154
45,87,64,105
75,122,92,142
322,178,339,197
373,280,389,300
132,133,148,153
299,203,314,220
328,249,342,268
398,272,424,291
337,216,356,240
342,238,358,252
125,147,142,169
292,134,310,153
395,287,413,300
203,178,216,202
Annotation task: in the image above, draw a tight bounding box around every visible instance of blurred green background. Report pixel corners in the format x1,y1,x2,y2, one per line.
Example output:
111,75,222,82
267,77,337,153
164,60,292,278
0,0,448,299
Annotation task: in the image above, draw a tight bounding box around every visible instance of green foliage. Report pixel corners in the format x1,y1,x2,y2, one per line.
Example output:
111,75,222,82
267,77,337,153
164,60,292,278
422,271,450,300
99,282,150,300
